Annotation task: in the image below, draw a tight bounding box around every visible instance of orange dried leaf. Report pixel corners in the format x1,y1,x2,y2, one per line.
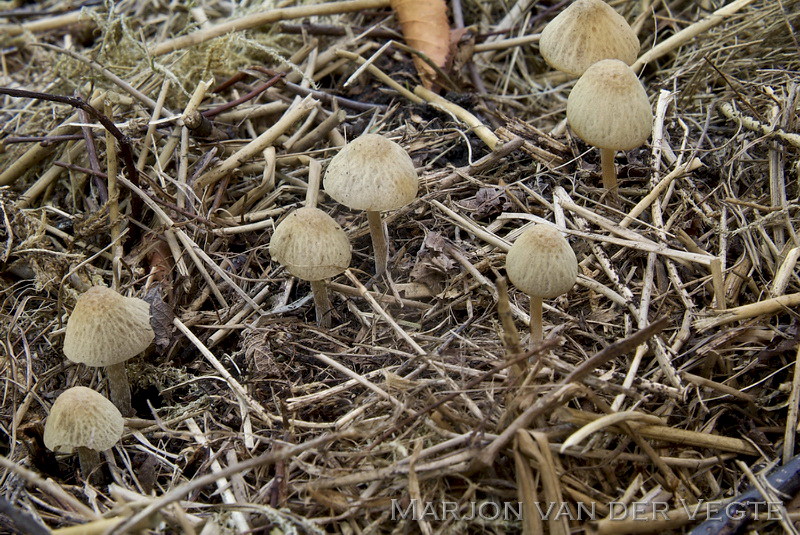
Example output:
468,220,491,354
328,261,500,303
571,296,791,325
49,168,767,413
391,0,451,88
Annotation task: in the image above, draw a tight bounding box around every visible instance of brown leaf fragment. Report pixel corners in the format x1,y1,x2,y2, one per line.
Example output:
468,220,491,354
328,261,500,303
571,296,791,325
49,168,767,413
142,283,173,352
457,186,513,219
409,231,457,294
391,0,451,88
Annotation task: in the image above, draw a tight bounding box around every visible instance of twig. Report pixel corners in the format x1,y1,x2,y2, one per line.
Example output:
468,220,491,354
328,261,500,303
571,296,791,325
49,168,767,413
719,101,800,149
117,174,264,312
0,454,100,521
312,352,408,415
108,432,351,534
365,338,563,455
414,85,500,150
631,0,758,72
564,317,670,384
0,88,139,189
694,292,800,332
184,418,251,533
151,0,392,56
194,95,317,189
343,269,426,356
0,9,95,37
174,317,274,426
335,50,423,104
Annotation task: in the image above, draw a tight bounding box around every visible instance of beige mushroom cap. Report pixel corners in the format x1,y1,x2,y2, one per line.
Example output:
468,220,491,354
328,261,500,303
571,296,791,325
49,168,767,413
567,59,653,151
506,225,578,299
63,286,154,367
323,133,418,212
540,0,639,76
44,386,124,453
269,207,352,281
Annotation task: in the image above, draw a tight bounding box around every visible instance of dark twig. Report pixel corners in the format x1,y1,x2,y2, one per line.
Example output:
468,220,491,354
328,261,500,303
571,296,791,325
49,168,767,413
78,103,107,206
0,497,50,535
277,22,402,39
688,453,800,535
563,317,670,384
3,134,84,145
0,87,139,188
203,72,286,118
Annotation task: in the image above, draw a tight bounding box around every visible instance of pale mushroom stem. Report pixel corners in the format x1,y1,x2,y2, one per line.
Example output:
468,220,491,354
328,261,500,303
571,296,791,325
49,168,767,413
77,446,102,484
311,280,333,328
530,295,543,343
106,363,133,417
305,159,322,208
600,148,618,193
366,210,388,276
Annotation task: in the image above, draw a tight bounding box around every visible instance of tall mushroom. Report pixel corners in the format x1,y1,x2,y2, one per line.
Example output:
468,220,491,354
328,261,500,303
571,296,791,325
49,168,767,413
63,285,154,417
44,386,123,483
323,133,418,276
539,0,639,76
566,59,653,194
506,224,578,343
269,207,352,328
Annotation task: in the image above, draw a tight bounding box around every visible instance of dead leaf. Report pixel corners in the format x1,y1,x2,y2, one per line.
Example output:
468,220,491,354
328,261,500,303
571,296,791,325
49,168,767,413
143,283,173,351
457,186,513,219
391,0,451,89
410,232,457,294
449,28,475,86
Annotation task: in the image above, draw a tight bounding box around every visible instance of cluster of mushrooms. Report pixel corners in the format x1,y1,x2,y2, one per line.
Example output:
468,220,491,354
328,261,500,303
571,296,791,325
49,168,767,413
43,0,653,483
44,286,154,482
507,0,656,340
540,0,653,195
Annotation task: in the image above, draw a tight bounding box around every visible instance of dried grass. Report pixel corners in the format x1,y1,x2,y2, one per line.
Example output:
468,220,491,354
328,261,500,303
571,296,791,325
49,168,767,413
1,0,800,533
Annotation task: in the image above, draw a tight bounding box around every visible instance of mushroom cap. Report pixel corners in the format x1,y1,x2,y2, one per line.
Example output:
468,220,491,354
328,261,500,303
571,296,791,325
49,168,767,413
323,134,418,212
540,0,639,76
63,286,154,367
567,59,653,151
44,386,124,453
506,225,578,299
269,206,352,281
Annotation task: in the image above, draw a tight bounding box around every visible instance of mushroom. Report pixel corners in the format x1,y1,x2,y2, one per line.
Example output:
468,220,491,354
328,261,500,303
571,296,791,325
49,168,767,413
323,133,418,276
43,386,123,483
539,0,639,76
505,224,578,343
566,58,653,194
63,285,154,417
269,206,352,327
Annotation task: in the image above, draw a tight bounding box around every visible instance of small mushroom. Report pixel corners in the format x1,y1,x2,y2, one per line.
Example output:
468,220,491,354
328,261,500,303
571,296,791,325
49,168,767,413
43,386,123,483
63,285,154,417
540,0,639,76
323,133,418,276
506,224,578,343
269,207,352,327
566,58,653,194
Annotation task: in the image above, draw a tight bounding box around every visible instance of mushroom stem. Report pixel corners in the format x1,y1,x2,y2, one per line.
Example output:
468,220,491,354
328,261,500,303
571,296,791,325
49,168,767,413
77,446,102,484
305,158,322,208
366,210,388,276
310,280,333,328
530,295,543,343
600,148,618,192
106,363,133,417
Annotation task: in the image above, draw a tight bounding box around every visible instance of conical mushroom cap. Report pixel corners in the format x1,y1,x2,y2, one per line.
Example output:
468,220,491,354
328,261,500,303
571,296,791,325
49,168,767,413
506,225,578,299
63,286,154,367
567,59,653,151
323,134,418,212
269,207,352,281
44,386,124,453
540,0,639,76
